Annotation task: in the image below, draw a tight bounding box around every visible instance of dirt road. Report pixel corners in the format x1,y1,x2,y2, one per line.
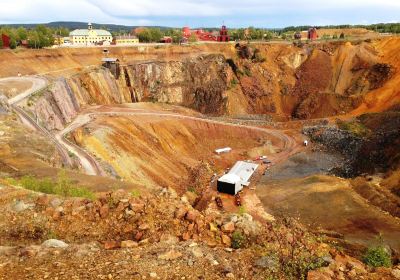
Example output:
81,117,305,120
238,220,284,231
0,76,48,105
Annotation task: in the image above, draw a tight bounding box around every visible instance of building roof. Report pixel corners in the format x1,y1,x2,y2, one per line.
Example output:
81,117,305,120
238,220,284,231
218,174,241,184
115,35,138,40
218,161,258,186
215,147,231,153
102,58,119,62
70,29,112,36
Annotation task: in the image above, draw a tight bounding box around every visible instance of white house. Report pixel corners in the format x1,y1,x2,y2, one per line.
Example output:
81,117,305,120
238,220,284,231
70,23,112,46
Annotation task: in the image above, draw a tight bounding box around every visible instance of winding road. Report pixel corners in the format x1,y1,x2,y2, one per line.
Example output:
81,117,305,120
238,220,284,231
1,75,301,178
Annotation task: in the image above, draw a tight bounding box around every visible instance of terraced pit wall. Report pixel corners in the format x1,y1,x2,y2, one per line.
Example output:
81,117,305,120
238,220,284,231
16,38,399,130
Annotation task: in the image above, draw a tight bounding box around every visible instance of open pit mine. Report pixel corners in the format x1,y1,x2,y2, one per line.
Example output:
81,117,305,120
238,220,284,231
0,37,400,279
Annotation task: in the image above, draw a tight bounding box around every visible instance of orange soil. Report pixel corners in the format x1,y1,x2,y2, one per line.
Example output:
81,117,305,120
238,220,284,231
351,37,400,114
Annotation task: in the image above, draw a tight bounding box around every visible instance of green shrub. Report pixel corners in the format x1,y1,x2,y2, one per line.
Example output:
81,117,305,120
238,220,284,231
337,120,370,137
238,206,246,215
131,189,141,198
232,231,244,249
363,246,392,267
14,172,95,200
243,68,252,77
230,78,238,88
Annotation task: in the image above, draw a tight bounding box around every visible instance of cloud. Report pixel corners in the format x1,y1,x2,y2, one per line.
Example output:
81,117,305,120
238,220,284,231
0,0,398,26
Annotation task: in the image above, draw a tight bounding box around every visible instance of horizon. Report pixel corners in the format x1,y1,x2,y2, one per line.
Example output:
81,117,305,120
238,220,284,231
0,20,399,30
0,0,399,28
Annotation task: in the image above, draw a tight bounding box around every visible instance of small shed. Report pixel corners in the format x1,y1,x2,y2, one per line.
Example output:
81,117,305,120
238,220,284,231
102,58,120,79
217,174,241,195
217,161,259,195
215,147,232,155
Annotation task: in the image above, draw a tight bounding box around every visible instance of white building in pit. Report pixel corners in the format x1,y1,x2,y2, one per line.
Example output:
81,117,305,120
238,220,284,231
217,161,259,195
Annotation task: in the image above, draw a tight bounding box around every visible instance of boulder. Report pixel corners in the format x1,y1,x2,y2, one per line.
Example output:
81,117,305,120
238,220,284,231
36,195,50,206
209,223,218,232
185,210,199,222
13,200,34,212
42,239,69,249
175,207,187,219
104,241,120,250
158,250,182,261
222,235,231,247
99,204,109,218
182,232,191,241
134,231,144,241
191,247,203,258
221,222,235,233
121,240,138,248
254,255,279,271
50,198,63,208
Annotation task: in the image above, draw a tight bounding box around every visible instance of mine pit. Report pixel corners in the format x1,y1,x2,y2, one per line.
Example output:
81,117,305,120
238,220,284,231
71,114,280,192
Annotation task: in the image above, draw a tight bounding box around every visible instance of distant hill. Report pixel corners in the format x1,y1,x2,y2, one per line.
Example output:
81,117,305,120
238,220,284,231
0,21,171,32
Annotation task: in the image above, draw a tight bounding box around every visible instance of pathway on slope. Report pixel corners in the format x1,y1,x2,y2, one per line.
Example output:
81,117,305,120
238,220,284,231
0,76,48,105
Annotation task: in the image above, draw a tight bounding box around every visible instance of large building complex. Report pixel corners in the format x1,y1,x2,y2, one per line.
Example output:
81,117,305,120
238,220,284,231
69,23,112,46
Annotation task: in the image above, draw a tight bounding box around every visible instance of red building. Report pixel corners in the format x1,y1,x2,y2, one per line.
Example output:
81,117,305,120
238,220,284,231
308,28,318,40
217,25,230,42
182,25,229,42
160,36,172,43
183,26,191,37
1,34,10,48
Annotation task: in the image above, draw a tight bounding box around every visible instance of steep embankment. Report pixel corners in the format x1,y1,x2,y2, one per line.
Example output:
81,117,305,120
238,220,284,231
352,37,400,114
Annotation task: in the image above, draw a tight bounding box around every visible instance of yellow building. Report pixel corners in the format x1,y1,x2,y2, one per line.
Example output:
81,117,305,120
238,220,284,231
69,23,112,46
115,35,139,45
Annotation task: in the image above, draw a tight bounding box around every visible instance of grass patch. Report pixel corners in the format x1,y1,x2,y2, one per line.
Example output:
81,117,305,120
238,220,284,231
130,189,141,198
232,231,245,249
337,119,370,137
302,176,320,185
229,78,238,89
243,68,252,77
10,171,95,200
238,205,247,215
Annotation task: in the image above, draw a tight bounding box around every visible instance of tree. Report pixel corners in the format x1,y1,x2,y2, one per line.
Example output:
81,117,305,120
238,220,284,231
149,28,163,42
137,28,151,43
9,38,17,49
16,27,27,41
189,33,197,43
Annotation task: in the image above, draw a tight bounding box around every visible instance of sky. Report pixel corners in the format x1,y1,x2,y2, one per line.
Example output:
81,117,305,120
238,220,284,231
0,0,399,28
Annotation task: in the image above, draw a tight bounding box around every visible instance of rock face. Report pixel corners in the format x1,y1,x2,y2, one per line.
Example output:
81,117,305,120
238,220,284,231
24,41,395,126
28,69,131,131
122,54,229,114
27,55,231,130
